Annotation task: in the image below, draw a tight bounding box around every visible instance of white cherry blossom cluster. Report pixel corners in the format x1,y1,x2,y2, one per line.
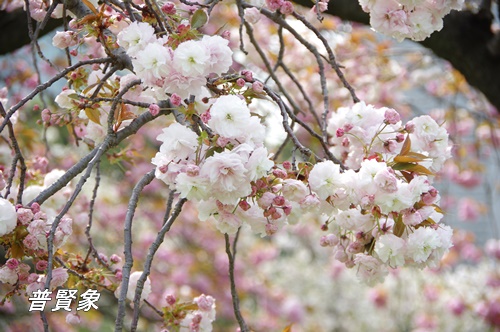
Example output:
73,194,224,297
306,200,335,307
313,102,453,284
359,0,464,41
152,97,453,284
117,21,233,100
180,294,216,332
152,95,279,235
327,101,451,171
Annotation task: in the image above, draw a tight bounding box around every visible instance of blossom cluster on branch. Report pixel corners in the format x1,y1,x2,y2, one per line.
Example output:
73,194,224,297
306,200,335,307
358,0,464,41
0,0,493,331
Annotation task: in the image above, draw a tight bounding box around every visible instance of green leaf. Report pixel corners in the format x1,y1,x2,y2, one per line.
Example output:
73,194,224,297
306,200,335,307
394,155,424,163
416,218,436,228
392,162,434,175
406,151,430,160
393,214,405,237
191,9,208,29
400,134,411,155
11,242,24,259
432,204,444,214
85,107,101,124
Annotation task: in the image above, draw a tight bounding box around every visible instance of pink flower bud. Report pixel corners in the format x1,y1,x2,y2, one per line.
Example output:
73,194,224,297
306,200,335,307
149,104,160,116
334,248,348,262
6,258,19,270
28,273,39,283
33,156,49,173
110,254,122,264
244,7,261,24
280,1,294,15
221,30,231,39
405,121,415,133
34,211,47,220
192,313,203,324
216,136,230,147
272,168,287,179
166,294,176,306
266,0,284,11
170,93,182,106
41,109,51,124
195,294,214,311
282,204,292,215
241,70,253,81
258,192,275,209
343,123,353,132
263,206,276,218
236,78,246,87
239,200,251,211
36,260,48,271
336,128,345,137
320,234,339,247
161,2,176,14
271,211,282,220
23,235,38,250
273,195,285,206
186,164,200,176
265,223,278,236
252,81,264,93
347,241,363,254
200,110,211,123
394,133,404,142
17,208,34,225
384,108,401,124
341,137,350,147
312,0,328,13
177,24,189,34
282,161,291,169
30,202,41,214
159,165,168,174
255,179,267,189
98,253,108,263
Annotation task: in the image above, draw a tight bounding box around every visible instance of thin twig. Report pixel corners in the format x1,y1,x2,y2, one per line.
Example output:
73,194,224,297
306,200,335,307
0,103,26,204
43,137,112,292
31,102,172,205
130,197,187,331
115,169,156,332
225,229,249,332
0,58,112,133
82,162,113,272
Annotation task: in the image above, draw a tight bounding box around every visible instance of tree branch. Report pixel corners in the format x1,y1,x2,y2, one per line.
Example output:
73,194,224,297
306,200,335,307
130,197,187,332
0,9,62,56
115,169,156,332
224,230,250,332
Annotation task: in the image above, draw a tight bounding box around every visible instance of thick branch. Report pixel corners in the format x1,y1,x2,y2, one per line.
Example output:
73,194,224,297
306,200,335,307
0,9,62,56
